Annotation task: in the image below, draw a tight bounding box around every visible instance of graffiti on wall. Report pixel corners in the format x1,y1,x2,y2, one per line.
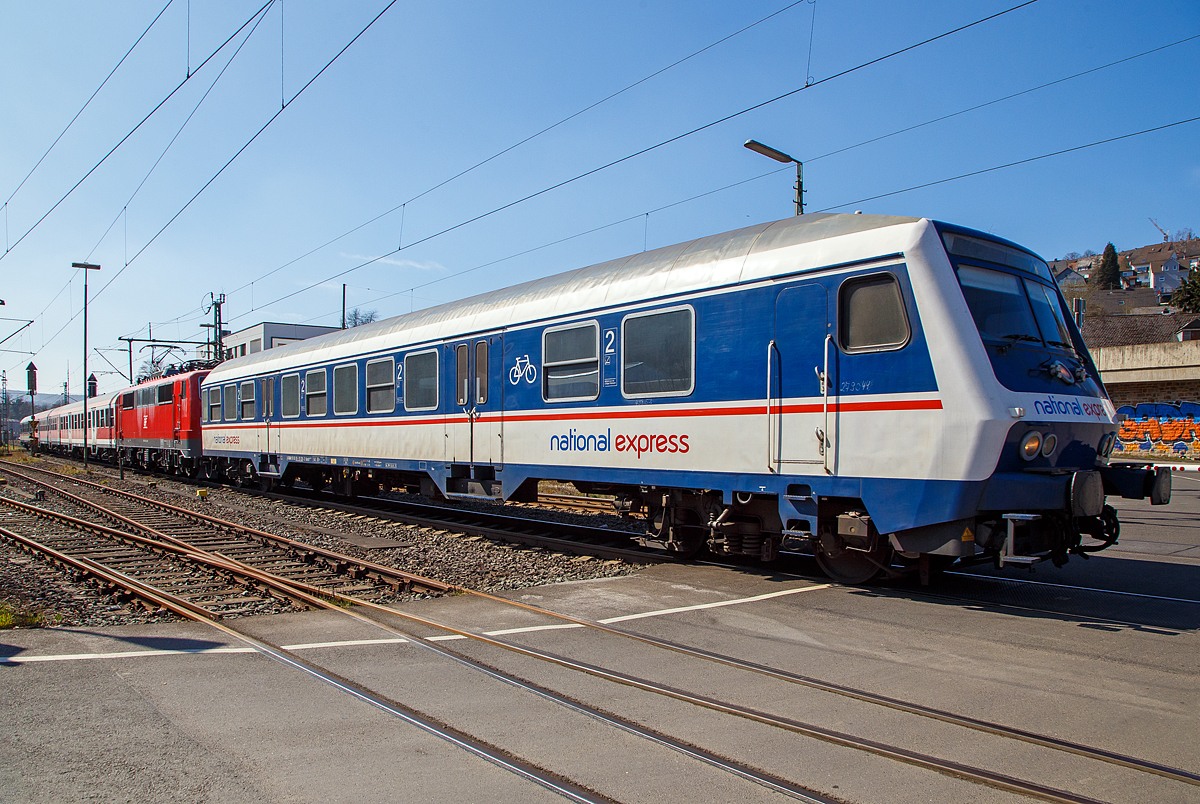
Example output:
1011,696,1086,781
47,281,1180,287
1114,401,1200,459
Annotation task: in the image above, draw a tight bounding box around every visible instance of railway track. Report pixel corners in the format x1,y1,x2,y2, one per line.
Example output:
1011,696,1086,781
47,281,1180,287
0,461,451,604
0,462,832,803
3,456,665,565
5,459,1198,802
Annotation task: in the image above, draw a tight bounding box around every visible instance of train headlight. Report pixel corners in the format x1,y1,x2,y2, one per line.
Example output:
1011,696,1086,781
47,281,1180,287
1020,431,1043,461
1041,433,1057,457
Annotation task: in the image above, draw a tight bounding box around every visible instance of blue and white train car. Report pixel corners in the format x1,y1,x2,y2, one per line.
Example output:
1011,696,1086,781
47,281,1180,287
201,213,1168,582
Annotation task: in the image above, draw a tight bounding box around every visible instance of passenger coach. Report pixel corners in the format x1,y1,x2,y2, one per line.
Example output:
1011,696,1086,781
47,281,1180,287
200,213,1169,582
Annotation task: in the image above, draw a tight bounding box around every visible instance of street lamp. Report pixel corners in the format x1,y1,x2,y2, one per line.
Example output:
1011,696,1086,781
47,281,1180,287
72,262,100,470
744,139,804,216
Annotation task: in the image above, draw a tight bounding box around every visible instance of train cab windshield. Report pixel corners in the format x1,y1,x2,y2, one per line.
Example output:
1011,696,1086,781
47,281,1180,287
956,265,1074,352
941,229,1103,397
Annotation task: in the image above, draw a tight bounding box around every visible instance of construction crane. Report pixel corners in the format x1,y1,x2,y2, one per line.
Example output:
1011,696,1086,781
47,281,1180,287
1149,218,1170,243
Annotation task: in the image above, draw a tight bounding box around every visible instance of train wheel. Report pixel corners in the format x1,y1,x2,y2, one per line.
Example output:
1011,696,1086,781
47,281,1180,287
814,525,891,584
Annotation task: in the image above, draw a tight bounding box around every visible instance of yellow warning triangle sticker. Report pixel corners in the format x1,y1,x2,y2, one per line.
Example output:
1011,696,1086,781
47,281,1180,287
961,527,974,542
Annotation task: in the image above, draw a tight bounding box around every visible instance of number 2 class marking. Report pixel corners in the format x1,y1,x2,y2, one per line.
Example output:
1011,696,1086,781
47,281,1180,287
604,330,616,354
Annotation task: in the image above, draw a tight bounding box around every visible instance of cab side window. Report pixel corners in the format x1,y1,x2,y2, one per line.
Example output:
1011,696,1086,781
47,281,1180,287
839,273,910,352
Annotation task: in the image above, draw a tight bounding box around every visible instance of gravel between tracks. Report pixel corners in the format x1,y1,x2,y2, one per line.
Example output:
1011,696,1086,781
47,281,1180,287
0,478,185,629
1,458,642,630
128,478,641,592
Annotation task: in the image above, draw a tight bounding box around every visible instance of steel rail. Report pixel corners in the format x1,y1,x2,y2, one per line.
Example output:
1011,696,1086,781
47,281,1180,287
0,494,310,611
449,589,1200,788
0,494,831,803
0,525,618,804
0,462,451,595
301,491,663,563
288,582,1115,804
7,460,1190,797
2,457,663,564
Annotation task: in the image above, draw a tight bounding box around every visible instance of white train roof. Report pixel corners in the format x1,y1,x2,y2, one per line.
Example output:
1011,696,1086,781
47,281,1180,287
206,212,923,383
37,391,120,419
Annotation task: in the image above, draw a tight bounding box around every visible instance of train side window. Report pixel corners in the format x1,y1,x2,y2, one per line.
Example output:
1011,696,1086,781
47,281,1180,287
122,392,134,410
222,385,237,421
366,358,395,414
404,351,438,411
475,341,488,405
240,381,256,419
333,364,358,415
281,374,300,418
157,384,172,405
208,387,221,422
455,345,469,406
542,321,599,402
621,307,694,398
306,369,327,416
839,273,911,353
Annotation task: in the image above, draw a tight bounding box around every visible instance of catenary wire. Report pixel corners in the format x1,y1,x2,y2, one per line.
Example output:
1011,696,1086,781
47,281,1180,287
806,31,1200,165
9,0,398,374
1,0,174,213
817,114,1200,212
348,33,1200,316
237,0,1041,318
230,0,813,295
289,166,794,327
87,0,401,305
0,0,275,265
84,1,277,262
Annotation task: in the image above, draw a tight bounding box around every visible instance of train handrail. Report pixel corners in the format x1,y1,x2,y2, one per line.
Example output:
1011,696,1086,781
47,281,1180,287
822,334,833,476
766,340,778,473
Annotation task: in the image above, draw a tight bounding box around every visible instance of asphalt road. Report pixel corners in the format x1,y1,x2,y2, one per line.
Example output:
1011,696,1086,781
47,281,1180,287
1,487,1197,804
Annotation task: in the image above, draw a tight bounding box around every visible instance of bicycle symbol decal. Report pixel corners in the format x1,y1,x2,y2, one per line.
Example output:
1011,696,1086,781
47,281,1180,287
509,355,537,385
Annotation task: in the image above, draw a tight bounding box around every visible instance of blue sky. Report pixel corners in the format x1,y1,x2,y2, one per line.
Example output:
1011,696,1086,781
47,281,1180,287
2,0,1198,396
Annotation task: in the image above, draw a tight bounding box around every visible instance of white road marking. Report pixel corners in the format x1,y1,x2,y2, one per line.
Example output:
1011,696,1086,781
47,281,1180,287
1,584,833,663
429,583,834,640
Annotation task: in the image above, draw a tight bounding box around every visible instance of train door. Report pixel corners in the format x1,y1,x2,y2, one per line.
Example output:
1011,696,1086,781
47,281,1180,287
263,376,279,458
173,379,184,446
771,283,834,474
447,335,503,468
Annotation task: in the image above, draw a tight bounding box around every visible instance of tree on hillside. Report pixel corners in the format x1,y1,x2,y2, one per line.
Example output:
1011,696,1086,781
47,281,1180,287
1093,242,1121,289
1172,271,1200,313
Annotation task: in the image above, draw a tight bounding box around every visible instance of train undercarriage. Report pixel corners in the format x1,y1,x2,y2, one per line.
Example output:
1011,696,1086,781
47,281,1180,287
33,440,1171,585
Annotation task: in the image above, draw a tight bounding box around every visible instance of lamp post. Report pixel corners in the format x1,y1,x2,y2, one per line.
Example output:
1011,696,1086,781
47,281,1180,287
744,139,804,215
72,262,100,470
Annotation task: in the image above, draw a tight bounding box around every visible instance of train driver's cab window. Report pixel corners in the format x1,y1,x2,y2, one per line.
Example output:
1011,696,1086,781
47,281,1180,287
366,358,395,414
306,369,327,416
122,392,134,410
543,321,599,401
404,351,438,412
223,385,237,421
333,364,358,415
240,381,256,419
157,384,172,405
622,307,694,397
839,273,911,352
281,374,301,418
207,387,221,423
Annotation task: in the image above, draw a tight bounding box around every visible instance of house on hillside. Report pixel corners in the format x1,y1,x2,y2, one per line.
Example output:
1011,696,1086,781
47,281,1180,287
1120,239,1199,289
1053,266,1088,287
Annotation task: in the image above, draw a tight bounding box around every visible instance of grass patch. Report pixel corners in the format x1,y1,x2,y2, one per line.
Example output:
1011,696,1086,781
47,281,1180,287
0,602,41,629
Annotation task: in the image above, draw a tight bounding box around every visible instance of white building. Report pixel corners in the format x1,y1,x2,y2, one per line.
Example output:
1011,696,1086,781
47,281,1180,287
220,322,341,360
